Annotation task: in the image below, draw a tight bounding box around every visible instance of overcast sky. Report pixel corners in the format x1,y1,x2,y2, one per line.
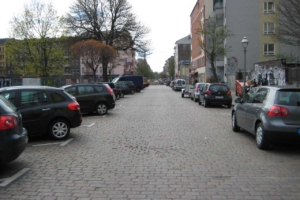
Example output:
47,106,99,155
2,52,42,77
0,0,196,72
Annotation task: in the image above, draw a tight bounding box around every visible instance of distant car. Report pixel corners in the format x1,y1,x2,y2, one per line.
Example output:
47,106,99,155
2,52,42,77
173,79,186,91
198,83,232,108
165,80,171,86
232,86,300,150
62,84,115,115
190,83,206,102
0,86,82,140
112,75,143,92
100,82,121,100
118,81,136,94
115,82,130,95
0,95,28,164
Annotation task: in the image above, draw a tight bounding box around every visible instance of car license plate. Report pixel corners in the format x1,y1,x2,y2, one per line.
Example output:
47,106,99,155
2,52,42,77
215,96,223,99
298,128,300,134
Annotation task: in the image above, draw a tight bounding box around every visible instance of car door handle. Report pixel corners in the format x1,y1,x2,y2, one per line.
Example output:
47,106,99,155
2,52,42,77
42,108,51,111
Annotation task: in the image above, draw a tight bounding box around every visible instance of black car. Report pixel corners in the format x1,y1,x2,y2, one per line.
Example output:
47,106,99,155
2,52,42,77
0,86,82,140
100,82,122,100
0,95,28,164
62,83,116,115
118,81,136,94
115,82,131,95
198,83,232,108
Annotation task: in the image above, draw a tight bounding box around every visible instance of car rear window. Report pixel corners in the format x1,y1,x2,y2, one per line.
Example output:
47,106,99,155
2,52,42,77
275,91,300,106
50,92,66,103
0,95,16,112
210,85,229,92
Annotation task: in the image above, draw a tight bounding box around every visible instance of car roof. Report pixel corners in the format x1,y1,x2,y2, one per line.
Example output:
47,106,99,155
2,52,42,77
0,85,63,91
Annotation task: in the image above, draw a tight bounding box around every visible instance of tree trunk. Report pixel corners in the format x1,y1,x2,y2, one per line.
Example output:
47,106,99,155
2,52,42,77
210,61,218,83
102,60,108,82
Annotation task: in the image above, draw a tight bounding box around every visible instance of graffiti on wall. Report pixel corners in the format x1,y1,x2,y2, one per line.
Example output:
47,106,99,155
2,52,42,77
251,64,286,86
225,56,238,75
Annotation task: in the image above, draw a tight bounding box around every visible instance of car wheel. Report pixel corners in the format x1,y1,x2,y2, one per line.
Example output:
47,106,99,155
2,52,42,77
116,94,120,100
227,103,232,108
131,89,135,94
194,95,197,102
190,95,193,100
203,98,208,107
48,119,70,140
256,123,269,150
198,99,202,105
232,112,240,132
120,93,124,98
95,103,108,115
136,87,141,92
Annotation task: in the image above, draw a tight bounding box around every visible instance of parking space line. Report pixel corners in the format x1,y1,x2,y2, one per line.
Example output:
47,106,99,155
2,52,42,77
0,168,31,188
60,138,74,146
32,143,60,147
87,123,95,128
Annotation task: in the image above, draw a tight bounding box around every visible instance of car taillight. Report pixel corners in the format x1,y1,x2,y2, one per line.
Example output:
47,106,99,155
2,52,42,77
0,116,17,130
68,102,80,111
205,90,211,95
268,106,290,117
105,85,114,96
227,90,231,96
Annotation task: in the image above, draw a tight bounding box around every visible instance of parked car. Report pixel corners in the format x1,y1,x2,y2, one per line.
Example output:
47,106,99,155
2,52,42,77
118,81,136,94
112,75,143,92
0,95,28,164
173,79,186,91
100,82,121,100
165,80,171,86
115,82,130,95
181,85,193,98
198,83,232,108
170,81,175,89
190,83,206,102
0,86,82,140
232,86,300,150
62,83,115,115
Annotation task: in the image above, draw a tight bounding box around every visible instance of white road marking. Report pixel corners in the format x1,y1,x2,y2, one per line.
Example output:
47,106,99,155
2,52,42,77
60,138,74,146
87,123,95,127
32,143,60,147
0,168,31,188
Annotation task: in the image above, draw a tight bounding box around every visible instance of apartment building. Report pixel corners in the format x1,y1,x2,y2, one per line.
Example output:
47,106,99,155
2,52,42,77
80,49,136,81
0,39,7,76
191,0,299,88
174,35,191,78
190,0,213,83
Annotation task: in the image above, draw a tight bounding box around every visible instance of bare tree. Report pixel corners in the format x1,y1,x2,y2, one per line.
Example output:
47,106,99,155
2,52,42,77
275,0,300,46
65,0,150,81
6,0,67,77
195,17,234,82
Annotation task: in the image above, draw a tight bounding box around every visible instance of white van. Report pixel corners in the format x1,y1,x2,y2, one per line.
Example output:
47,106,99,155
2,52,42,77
173,79,186,91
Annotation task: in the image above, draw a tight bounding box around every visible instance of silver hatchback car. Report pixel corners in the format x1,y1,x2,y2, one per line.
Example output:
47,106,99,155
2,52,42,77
232,86,300,150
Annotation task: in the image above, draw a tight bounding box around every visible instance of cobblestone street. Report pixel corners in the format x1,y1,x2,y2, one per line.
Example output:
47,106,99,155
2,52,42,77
1,85,300,200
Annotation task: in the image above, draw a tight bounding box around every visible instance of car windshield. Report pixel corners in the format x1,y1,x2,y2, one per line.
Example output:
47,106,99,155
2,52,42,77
275,91,300,106
112,77,120,83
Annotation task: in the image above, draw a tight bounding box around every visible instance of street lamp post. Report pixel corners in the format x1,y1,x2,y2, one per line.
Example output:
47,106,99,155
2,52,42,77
241,37,249,97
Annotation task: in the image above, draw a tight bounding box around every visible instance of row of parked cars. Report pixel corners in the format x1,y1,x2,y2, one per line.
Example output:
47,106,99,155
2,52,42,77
177,79,300,150
0,75,146,164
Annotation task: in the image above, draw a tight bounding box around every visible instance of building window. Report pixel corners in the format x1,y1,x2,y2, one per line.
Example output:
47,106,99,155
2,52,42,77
264,44,275,55
82,67,84,73
264,23,275,34
264,2,275,13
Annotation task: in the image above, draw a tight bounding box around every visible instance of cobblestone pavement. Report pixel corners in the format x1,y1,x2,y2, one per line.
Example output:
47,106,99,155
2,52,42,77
1,85,300,200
